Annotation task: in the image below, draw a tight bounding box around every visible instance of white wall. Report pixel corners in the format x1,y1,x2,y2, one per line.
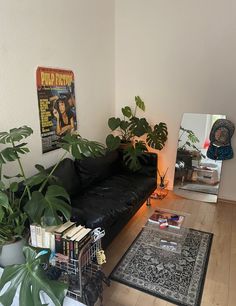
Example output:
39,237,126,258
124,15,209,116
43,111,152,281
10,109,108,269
115,0,236,201
0,0,114,177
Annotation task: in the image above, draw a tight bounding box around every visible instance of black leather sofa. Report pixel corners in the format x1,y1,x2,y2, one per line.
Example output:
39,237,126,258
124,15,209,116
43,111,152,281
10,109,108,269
53,150,157,248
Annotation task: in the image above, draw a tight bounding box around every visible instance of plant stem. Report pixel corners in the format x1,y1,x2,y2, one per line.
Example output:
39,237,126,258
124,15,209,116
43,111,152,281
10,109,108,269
11,140,32,200
0,163,2,181
39,151,67,192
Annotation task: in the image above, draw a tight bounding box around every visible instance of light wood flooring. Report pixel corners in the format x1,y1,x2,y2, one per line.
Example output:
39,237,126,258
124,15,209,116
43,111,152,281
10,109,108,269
98,192,236,306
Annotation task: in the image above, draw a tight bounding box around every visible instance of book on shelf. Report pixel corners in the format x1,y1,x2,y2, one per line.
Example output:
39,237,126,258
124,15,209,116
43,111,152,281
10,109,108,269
30,224,58,251
148,209,185,229
62,225,84,256
54,221,76,254
73,228,92,259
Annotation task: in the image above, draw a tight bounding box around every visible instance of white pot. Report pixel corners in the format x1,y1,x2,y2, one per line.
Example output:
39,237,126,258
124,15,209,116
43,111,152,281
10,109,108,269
0,238,26,267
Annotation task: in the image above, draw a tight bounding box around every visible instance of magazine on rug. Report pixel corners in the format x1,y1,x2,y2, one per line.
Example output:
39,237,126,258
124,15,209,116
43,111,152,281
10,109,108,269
148,209,185,229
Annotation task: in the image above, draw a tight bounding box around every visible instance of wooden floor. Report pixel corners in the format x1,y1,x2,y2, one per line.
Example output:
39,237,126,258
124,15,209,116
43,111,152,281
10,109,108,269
98,192,236,306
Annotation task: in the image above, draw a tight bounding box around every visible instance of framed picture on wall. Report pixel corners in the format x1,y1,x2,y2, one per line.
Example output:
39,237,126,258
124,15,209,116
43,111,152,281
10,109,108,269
36,67,77,153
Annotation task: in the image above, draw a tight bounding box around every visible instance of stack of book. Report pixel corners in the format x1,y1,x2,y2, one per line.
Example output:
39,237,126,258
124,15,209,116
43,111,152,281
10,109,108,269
30,223,59,251
56,222,92,259
148,209,185,229
30,221,92,259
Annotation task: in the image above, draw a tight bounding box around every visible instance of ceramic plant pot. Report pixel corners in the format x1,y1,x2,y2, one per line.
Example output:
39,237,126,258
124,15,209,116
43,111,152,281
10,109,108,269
0,238,26,267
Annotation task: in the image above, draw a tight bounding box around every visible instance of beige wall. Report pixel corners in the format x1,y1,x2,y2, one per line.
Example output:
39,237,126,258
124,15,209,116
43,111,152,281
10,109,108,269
115,0,236,201
0,0,114,177
1,1,235,201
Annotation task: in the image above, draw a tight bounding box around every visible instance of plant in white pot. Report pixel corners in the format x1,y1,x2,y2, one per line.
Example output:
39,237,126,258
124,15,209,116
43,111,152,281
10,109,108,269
0,125,105,305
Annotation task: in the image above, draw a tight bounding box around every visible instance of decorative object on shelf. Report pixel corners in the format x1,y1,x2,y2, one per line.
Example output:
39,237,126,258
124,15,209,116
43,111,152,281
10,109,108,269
207,118,235,160
151,167,169,200
106,96,168,170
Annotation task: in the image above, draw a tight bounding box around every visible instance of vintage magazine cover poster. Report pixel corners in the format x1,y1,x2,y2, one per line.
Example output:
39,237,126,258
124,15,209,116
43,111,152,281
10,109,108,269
36,67,77,153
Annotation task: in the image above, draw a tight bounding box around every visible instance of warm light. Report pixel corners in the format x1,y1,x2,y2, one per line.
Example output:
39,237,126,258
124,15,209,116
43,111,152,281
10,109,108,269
203,139,210,149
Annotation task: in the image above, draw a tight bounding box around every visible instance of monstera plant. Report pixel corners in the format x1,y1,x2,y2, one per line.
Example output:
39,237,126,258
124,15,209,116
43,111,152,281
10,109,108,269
0,246,67,306
106,96,168,170
0,126,105,244
0,126,105,305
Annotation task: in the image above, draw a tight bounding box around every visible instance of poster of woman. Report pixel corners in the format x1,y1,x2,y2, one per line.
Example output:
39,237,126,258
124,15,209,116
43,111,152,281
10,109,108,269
36,67,77,153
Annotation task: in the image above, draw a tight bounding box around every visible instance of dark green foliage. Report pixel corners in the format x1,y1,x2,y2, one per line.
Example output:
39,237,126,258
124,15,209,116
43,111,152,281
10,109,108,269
106,96,168,170
0,246,68,306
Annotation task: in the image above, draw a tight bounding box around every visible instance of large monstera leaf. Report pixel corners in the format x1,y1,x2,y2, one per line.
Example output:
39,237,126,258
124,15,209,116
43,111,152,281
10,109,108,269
0,126,32,164
24,185,71,226
123,141,147,171
129,117,150,137
60,133,105,159
106,134,121,151
0,246,68,306
146,122,168,150
0,126,33,144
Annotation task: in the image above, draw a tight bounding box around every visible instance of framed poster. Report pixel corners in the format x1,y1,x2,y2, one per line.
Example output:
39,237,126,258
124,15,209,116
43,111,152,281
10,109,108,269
36,67,77,153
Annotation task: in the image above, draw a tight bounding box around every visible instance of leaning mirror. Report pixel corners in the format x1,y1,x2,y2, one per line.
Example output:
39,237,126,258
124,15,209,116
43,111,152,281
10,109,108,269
174,113,226,203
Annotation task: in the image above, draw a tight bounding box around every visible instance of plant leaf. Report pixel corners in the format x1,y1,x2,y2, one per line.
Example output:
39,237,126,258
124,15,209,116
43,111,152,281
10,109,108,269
108,117,121,131
60,134,105,159
24,173,48,188
119,120,130,132
24,186,71,226
106,134,121,150
135,96,145,111
129,117,150,137
0,126,33,144
0,191,11,210
146,122,168,150
123,141,147,171
9,182,18,192
122,106,132,118
0,246,67,306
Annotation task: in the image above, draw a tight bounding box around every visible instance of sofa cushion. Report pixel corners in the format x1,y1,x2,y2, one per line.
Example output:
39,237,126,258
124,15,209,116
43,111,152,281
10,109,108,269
52,158,81,196
74,150,119,189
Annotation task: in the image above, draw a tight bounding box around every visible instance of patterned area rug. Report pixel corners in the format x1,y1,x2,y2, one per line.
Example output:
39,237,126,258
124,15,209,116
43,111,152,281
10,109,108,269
110,225,213,306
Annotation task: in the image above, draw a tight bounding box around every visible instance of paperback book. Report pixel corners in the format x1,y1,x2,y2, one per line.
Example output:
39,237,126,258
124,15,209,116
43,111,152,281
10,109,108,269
148,209,185,229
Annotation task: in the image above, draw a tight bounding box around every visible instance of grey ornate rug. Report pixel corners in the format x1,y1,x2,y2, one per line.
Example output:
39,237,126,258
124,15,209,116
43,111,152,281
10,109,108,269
110,226,213,306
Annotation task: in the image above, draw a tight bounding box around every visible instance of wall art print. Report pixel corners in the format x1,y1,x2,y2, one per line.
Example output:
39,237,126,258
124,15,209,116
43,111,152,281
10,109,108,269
36,67,77,153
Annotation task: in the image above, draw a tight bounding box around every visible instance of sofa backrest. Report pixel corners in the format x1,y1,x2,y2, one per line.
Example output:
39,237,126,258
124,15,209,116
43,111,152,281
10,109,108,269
52,158,81,197
74,150,120,190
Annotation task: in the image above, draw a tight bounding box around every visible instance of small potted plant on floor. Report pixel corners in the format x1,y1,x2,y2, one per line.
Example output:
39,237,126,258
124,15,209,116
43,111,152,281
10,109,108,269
106,96,168,170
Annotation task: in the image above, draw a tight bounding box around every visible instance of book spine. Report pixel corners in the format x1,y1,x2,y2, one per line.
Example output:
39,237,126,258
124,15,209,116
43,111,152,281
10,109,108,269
44,231,51,249
78,236,92,252
35,225,43,248
66,239,70,256
50,233,55,253
30,224,37,247
55,233,63,254
69,240,74,259
62,238,67,255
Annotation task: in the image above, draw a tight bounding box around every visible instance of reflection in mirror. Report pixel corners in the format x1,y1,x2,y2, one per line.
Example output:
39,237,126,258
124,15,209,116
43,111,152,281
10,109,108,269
174,113,226,203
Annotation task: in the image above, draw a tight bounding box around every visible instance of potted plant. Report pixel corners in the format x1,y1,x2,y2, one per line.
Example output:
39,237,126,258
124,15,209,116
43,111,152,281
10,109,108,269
0,126,105,262
106,96,168,170
177,126,205,165
0,125,105,304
